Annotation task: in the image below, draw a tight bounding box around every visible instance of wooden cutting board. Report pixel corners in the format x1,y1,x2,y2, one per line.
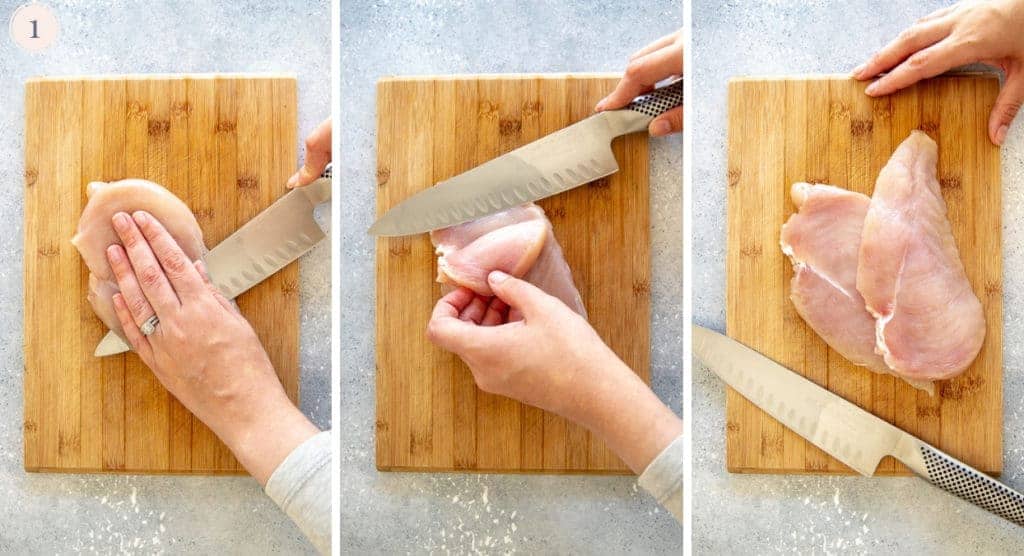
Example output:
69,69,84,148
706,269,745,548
726,75,1002,475
23,74,299,474
375,74,650,473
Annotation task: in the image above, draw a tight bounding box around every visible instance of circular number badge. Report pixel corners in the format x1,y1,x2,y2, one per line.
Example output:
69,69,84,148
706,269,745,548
9,3,58,52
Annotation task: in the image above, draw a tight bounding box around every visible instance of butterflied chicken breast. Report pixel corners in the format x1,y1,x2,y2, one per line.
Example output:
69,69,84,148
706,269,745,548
430,203,587,316
857,131,985,383
781,183,888,372
72,179,207,340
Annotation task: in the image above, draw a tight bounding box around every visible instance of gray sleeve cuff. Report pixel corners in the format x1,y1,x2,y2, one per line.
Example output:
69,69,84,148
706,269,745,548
265,430,332,555
637,434,683,523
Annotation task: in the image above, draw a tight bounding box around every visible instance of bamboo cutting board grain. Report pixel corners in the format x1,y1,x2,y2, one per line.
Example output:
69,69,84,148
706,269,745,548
24,74,299,474
726,75,1002,475
376,74,650,473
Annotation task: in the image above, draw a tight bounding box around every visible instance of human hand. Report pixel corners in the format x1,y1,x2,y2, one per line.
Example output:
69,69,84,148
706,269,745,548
595,28,683,137
286,118,332,188
852,0,1024,145
105,210,318,485
427,273,620,416
426,271,682,473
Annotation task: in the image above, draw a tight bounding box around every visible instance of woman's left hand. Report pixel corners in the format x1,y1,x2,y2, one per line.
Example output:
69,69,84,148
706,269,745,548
426,272,683,474
106,210,318,485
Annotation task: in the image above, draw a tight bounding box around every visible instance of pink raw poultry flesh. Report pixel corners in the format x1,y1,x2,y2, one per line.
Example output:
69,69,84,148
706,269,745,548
72,179,207,342
430,203,586,317
780,131,985,393
781,183,888,373
858,131,985,384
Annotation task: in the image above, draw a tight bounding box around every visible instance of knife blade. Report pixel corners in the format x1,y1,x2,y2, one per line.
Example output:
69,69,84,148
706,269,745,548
693,325,1024,527
368,78,683,236
94,164,333,357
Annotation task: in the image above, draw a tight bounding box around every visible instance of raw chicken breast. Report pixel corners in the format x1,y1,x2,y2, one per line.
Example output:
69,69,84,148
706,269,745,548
857,131,985,382
781,183,888,372
430,204,587,316
435,220,547,294
72,179,207,340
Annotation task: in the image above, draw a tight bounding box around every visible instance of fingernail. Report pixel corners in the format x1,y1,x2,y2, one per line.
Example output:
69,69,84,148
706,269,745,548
112,213,130,232
851,63,866,77
651,119,673,137
286,174,298,188
594,97,608,111
865,81,879,96
106,244,122,262
996,124,1009,145
488,270,510,284
132,211,149,225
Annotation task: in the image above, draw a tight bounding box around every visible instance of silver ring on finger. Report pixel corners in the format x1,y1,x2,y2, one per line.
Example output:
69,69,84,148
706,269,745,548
139,314,160,336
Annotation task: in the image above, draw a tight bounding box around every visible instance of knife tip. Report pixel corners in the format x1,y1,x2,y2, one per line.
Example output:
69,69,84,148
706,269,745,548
367,219,404,237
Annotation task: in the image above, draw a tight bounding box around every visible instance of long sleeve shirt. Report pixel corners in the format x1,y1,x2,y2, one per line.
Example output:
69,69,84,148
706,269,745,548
264,430,332,554
638,433,683,522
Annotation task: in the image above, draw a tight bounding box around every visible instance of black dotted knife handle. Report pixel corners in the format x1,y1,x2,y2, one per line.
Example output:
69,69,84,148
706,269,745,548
626,79,683,118
918,443,1024,527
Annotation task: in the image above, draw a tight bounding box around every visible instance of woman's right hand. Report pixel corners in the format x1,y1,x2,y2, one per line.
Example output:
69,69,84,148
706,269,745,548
852,0,1024,145
595,28,684,137
287,118,332,188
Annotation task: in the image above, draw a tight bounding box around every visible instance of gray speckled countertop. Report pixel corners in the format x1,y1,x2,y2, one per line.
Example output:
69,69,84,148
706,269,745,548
693,0,1024,552
0,1,329,553
339,0,682,552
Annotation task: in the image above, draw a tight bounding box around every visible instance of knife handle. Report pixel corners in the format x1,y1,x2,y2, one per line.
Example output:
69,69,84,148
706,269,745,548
625,78,683,119
901,440,1024,527
299,163,333,205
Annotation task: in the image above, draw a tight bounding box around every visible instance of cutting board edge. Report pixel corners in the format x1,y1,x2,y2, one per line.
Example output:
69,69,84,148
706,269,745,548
377,72,623,85
25,73,297,85
725,464,1003,477
375,463,634,476
728,72,1000,84
25,465,248,476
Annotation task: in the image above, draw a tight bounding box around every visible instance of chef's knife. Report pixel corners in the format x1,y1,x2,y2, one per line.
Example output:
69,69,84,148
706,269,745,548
693,325,1024,527
94,164,333,357
368,78,683,236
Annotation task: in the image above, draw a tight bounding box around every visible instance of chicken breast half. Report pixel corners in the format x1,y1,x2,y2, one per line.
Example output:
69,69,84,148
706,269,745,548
781,182,888,372
430,203,587,317
72,179,207,341
858,131,985,383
